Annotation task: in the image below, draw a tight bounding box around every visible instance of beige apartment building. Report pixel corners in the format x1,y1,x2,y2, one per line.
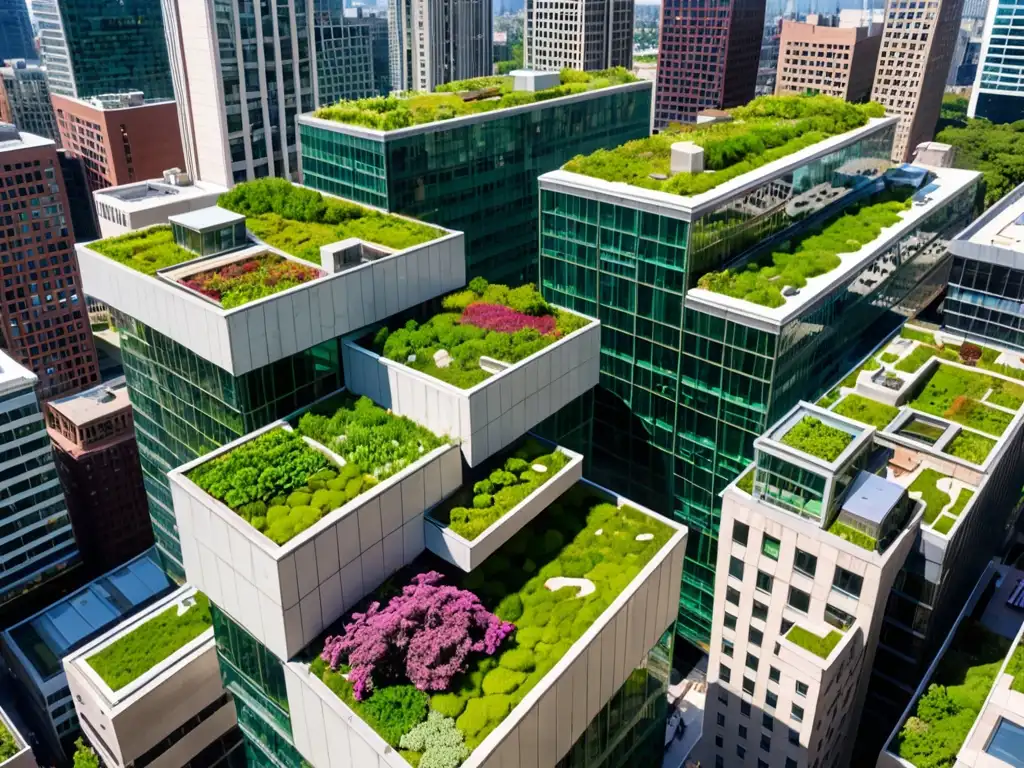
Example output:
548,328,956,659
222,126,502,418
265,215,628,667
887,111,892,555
775,20,882,102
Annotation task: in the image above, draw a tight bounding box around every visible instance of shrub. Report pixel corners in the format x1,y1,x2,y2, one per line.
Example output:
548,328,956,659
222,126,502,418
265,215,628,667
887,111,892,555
0,722,18,762
959,342,982,364
399,712,470,768
73,739,100,768
495,594,523,622
89,225,193,275
780,416,853,461
429,693,467,718
359,685,430,745
499,648,536,672
482,667,527,695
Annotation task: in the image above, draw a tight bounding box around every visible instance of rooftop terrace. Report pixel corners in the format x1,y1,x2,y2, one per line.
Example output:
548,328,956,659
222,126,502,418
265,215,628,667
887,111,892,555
311,68,639,130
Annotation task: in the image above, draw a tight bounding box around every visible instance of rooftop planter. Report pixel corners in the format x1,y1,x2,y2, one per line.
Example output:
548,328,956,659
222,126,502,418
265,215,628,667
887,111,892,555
909,364,1019,438
785,625,843,659
0,720,21,764
826,518,877,552
169,394,463,660
343,281,599,467
833,393,900,430
780,416,854,462
942,430,997,465
284,481,686,768
173,251,323,309
425,439,584,571
87,224,195,275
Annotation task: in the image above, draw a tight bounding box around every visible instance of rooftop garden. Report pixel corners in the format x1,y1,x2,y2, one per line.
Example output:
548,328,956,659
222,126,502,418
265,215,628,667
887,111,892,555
894,618,1011,768
306,484,672,764
370,278,589,388
564,95,884,197
931,489,974,536
786,625,842,659
894,330,1024,386
428,439,569,540
178,252,323,309
943,430,997,465
217,179,443,263
908,469,952,526
89,224,195,275
833,393,900,430
827,518,876,552
1005,642,1024,694
0,721,18,762
697,188,912,308
909,364,1018,437
779,416,854,462
818,356,881,407
313,68,637,129
86,593,212,691
187,395,446,545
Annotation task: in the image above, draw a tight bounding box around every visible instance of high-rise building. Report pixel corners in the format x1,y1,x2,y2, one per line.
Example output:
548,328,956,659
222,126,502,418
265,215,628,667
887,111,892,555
774,19,882,102
57,148,100,242
159,0,317,187
51,92,186,192
0,350,80,614
523,0,634,72
298,70,652,284
359,9,391,96
756,18,782,97
870,0,967,161
947,18,985,87
969,0,1024,122
92,172,226,239
315,13,377,105
0,124,100,399
388,0,491,91
0,0,35,63
653,0,765,128
537,100,981,645
0,60,59,142
31,0,173,101
46,377,154,576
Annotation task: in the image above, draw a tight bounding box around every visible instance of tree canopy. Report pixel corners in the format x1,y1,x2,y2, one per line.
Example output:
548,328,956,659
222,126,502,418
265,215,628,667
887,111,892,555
936,104,1024,206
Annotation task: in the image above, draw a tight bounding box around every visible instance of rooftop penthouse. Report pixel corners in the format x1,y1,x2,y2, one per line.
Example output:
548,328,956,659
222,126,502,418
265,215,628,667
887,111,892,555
92,170,227,238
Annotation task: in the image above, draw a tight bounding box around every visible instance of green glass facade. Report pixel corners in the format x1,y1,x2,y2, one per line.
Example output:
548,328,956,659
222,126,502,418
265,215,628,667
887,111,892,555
539,128,981,646
298,85,652,284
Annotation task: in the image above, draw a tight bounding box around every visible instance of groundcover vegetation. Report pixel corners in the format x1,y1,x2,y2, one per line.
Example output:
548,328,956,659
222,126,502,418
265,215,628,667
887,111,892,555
780,416,853,462
371,278,589,388
833,393,899,430
314,68,637,129
218,179,442,262
90,225,195,275
178,252,323,309
187,396,445,545
786,625,842,659
307,484,672,765
86,593,212,691
910,364,1016,437
908,469,951,525
943,430,997,465
828,519,876,551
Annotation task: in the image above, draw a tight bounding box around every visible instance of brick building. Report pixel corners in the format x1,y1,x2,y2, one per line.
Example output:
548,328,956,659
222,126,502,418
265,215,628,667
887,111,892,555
51,92,185,191
775,19,882,102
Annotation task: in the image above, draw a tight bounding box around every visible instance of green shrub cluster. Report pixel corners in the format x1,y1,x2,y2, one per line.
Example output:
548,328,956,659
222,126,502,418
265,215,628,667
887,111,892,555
910,365,1014,437
90,225,194,275
828,519,876,551
0,721,18,761
780,416,854,462
786,625,842,659
697,192,912,308
833,394,899,430
86,593,212,690
374,281,588,388
943,430,996,465
908,468,951,525
565,95,883,198
73,739,100,768
217,178,442,260
314,69,637,129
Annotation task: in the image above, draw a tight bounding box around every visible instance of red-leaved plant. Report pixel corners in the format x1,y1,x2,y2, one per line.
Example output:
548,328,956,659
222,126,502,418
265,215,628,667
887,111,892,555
460,302,557,336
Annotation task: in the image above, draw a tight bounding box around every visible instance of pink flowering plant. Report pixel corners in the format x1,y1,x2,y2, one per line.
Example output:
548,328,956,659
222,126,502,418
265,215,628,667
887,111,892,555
460,303,557,335
178,252,323,309
320,571,514,700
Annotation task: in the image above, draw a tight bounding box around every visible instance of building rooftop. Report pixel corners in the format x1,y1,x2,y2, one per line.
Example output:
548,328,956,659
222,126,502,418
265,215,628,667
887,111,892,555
95,177,228,209
2,549,174,684
167,206,244,232
47,377,131,426
0,123,54,152
841,471,905,525
0,350,36,398
951,179,1024,264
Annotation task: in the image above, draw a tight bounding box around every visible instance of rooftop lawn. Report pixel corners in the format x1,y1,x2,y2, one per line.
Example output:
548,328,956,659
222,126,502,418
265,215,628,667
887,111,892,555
833,393,900,430
89,224,196,275
1006,642,1024,694
0,721,18,761
86,593,212,691
908,469,951,526
313,69,637,129
178,252,323,309
370,278,590,388
307,483,673,762
931,489,975,536
564,95,883,197
697,188,911,308
786,625,842,659
895,337,1024,390
818,356,881,407
780,416,854,462
942,430,997,465
895,619,1011,768
909,364,1017,437
827,519,877,552
217,179,443,263
187,395,446,545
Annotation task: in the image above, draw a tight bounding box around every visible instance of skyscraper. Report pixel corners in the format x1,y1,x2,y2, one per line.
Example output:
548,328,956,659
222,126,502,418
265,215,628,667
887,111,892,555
775,19,882,102
969,0,1024,122
0,0,35,63
0,60,59,143
523,0,634,72
314,0,377,106
388,0,491,91
653,0,765,128
32,0,174,100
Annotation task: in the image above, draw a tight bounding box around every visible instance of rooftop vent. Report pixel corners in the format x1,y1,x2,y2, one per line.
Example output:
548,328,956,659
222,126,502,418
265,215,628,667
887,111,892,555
162,167,192,187
670,142,704,175
510,70,560,93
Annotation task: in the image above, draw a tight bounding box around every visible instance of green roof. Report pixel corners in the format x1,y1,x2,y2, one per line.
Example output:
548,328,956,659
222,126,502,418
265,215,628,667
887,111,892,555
780,416,854,462
89,224,195,276
0,720,19,762
786,625,843,659
312,68,638,130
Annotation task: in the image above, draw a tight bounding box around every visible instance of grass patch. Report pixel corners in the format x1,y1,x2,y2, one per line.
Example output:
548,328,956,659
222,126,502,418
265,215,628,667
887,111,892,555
881,352,899,364
736,468,754,494
828,519,877,551
948,489,974,517
933,516,955,535
0,721,18,761
895,345,939,373
901,326,936,345
910,364,1014,437
786,625,842,658
819,357,883,405
86,593,212,690
89,225,195,275
780,416,854,461
942,431,997,465
1006,643,1024,694
908,468,951,525
833,394,899,429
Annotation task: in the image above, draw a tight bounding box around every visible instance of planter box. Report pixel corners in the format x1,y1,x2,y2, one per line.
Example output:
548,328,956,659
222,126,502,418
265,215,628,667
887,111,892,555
78,229,465,376
341,318,600,466
168,425,463,661
0,704,35,768
424,446,584,571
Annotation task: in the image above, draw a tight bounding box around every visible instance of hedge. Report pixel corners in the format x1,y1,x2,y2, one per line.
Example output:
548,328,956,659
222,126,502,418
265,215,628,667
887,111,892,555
908,469,951,525
780,416,854,461
90,225,194,275
833,394,899,430
943,430,996,465
786,625,842,658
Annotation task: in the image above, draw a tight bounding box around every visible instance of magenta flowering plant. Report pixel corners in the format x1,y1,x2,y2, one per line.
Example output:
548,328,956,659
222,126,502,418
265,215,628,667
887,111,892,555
460,303,558,336
321,571,514,700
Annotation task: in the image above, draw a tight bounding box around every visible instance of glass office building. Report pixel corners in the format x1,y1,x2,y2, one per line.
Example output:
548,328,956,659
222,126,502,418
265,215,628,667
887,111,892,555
538,117,982,645
969,0,1024,123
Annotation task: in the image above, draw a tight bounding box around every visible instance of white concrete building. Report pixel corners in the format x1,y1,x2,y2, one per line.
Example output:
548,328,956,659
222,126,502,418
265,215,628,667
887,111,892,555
0,698,37,768
524,0,634,72
92,172,228,239
388,0,491,92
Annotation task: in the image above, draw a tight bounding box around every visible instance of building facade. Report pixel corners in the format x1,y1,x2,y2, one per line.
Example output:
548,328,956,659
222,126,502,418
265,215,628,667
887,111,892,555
0,61,59,143
0,125,99,398
756,18,782,97
523,0,634,72
57,148,100,242
870,0,967,161
46,377,154,576
653,0,765,128
0,0,34,63
775,19,882,102
31,0,173,100
969,0,1024,122
388,0,491,91
51,93,186,192
315,19,376,106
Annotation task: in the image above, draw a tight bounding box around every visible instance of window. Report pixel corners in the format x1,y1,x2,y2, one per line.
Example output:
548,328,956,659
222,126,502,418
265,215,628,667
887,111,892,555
759,760,769,768
737,745,746,759
741,701,751,717
727,587,741,606
739,724,748,739
718,691,729,705
832,566,863,598
795,548,817,577
720,664,732,684
749,627,764,647
756,570,773,593
769,666,780,683
796,681,809,697
723,639,734,658
825,603,855,630
787,759,798,768
792,704,805,723
733,521,749,545
788,586,811,613
717,713,726,727
763,712,774,731
766,691,778,709
725,612,738,630
753,601,769,621
715,735,723,747
743,677,756,695
781,618,794,635
762,534,781,560
746,653,759,671
730,556,745,580
716,757,724,768
760,734,771,752
789,728,800,746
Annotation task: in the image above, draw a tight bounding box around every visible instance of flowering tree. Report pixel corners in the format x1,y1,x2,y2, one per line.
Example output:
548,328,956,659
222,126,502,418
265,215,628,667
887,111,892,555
460,303,557,336
321,571,514,700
